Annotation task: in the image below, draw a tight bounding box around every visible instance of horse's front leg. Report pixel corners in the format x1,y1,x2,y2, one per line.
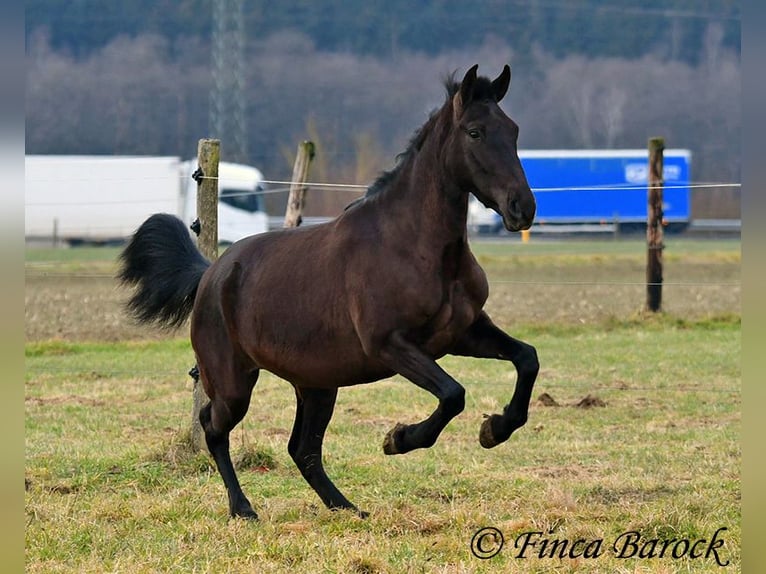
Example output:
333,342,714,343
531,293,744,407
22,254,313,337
377,331,466,455
450,312,539,448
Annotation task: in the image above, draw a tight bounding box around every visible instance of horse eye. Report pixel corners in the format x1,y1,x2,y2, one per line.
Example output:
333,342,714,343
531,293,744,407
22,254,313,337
467,129,481,140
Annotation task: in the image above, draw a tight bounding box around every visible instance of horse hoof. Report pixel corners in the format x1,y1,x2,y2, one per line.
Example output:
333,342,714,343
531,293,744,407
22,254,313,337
232,508,259,521
383,423,407,455
329,504,369,519
479,415,502,449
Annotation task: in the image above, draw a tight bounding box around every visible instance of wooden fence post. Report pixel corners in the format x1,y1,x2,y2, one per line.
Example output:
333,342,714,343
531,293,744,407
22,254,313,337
646,137,664,312
190,138,220,451
283,141,315,228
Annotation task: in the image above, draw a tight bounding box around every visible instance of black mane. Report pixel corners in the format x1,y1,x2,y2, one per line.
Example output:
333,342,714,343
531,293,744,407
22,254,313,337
363,105,442,199
346,72,496,210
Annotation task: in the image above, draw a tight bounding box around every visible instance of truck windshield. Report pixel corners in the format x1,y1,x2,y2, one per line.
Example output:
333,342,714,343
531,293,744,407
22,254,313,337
220,185,264,213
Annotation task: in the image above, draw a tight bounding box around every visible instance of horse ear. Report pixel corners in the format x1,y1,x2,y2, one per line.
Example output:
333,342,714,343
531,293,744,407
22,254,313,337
460,64,479,105
454,64,479,120
492,65,511,102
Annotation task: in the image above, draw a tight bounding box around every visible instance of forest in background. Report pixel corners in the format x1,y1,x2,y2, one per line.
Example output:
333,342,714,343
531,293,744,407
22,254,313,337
25,1,741,215
25,0,741,63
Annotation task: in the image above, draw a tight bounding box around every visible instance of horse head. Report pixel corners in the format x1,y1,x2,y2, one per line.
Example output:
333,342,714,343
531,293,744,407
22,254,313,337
448,64,536,232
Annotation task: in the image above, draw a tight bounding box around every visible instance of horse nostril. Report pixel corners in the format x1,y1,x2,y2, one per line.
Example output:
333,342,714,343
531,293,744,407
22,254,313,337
509,198,521,219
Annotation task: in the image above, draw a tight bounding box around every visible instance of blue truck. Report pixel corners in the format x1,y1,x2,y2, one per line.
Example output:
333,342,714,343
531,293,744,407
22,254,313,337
467,149,692,233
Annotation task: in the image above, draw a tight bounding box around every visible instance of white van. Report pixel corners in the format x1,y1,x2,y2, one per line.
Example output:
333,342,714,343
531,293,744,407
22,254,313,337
25,155,270,245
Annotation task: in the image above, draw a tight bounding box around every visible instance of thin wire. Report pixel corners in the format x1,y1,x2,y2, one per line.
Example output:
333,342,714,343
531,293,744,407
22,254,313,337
532,182,741,193
261,179,368,190
219,187,292,197
22,364,739,394
24,177,742,206
23,269,741,288
236,177,743,193
28,167,742,193
213,181,743,199
193,174,368,189
488,280,740,286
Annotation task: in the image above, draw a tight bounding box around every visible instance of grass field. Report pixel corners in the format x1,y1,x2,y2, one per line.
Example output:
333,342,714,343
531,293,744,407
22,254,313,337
25,238,741,573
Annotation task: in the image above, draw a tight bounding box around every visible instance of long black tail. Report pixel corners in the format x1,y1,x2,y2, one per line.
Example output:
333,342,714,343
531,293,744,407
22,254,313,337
117,213,211,329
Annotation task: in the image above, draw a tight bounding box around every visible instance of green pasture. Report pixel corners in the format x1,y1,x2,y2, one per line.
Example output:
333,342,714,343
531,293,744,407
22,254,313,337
24,236,741,264
25,238,741,572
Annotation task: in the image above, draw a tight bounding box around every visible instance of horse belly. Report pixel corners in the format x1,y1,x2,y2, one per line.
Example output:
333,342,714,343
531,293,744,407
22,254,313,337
241,310,395,388
253,342,394,388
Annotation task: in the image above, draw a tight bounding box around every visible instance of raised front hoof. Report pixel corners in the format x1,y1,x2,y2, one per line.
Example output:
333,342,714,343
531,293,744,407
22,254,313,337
383,423,407,455
479,414,506,449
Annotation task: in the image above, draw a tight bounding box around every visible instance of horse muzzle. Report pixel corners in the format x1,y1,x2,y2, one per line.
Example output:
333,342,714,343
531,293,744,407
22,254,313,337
502,194,536,231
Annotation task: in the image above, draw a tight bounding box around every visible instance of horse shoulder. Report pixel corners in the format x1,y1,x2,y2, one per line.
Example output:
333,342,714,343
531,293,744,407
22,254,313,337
458,248,489,307
435,248,489,330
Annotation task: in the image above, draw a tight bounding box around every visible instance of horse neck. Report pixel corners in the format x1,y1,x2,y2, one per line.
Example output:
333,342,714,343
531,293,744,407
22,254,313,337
413,154,469,240
379,122,469,247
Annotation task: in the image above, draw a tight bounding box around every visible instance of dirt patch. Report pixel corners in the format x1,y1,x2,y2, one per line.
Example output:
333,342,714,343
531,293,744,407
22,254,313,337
25,251,741,342
587,484,677,505
25,395,106,407
536,392,605,408
25,274,172,342
537,392,560,407
575,394,606,408
347,557,386,574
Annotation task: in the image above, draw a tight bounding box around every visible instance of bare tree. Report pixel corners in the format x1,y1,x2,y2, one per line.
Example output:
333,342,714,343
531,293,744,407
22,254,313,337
26,27,740,217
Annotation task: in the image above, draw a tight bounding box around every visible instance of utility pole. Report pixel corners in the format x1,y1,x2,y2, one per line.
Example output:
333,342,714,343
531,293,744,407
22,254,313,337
210,0,248,164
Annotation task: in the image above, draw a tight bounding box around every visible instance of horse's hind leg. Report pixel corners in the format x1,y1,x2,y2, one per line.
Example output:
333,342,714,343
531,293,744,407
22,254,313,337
450,312,539,448
288,387,366,517
199,366,259,519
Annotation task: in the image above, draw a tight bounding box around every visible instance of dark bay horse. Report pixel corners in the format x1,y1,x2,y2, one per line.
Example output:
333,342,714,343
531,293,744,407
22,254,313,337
118,64,538,520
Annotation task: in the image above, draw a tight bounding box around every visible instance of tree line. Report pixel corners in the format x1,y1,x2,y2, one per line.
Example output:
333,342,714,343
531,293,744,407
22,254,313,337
26,0,740,64
25,5,740,216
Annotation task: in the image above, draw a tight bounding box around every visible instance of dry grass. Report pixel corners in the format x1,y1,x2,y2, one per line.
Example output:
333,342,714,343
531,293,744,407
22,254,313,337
24,238,740,342
25,238,741,572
